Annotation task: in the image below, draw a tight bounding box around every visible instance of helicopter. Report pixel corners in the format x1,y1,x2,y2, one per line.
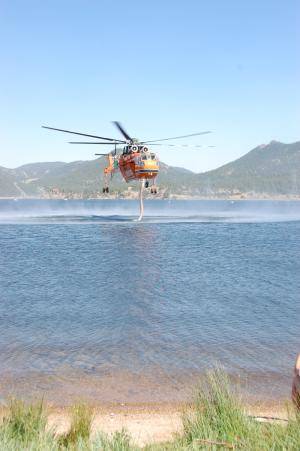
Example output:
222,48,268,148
42,121,213,221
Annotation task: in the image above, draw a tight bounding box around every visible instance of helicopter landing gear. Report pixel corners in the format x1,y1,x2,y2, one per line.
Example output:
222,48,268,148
144,179,157,194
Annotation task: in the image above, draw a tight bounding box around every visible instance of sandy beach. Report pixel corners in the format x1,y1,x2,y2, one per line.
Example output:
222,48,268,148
41,402,293,446
0,400,291,447
48,400,294,446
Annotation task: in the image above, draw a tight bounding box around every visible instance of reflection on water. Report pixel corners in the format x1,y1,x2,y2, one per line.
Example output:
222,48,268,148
0,200,299,405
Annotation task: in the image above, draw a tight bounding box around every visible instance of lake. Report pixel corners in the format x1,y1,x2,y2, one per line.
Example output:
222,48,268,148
0,199,299,405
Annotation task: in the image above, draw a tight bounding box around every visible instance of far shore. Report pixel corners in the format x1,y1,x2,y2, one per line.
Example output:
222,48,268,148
1,195,300,201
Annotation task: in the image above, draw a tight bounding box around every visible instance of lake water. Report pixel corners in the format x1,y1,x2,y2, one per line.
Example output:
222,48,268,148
0,199,299,405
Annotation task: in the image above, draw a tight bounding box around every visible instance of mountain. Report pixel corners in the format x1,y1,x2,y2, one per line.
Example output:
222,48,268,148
0,141,299,199
196,141,300,197
0,157,199,199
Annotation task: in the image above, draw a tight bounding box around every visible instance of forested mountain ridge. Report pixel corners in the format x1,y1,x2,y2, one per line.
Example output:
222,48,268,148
0,141,299,199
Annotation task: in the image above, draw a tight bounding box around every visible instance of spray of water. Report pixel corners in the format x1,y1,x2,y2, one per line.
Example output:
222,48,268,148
0,199,300,224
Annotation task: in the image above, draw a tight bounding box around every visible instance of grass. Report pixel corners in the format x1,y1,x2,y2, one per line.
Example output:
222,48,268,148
0,371,299,450
179,370,300,450
0,399,54,450
58,403,93,448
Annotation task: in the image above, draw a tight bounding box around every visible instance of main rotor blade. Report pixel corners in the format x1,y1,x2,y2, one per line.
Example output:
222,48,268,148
141,131,212,143
42,126,126,143
69,141,121,144
150,144,206,148
112,121,132,141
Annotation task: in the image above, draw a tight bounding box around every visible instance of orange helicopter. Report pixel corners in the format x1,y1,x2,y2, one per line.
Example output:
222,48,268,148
42,122,212,220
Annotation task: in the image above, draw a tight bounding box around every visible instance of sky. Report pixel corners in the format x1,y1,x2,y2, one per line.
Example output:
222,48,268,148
0,0,299,173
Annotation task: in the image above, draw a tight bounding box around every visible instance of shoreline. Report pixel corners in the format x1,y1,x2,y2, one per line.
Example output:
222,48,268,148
0,369,292,408
1,397,291,415
1,196,300,201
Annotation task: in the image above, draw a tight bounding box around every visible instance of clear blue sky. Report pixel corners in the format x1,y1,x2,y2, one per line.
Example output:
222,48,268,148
0,0,299,172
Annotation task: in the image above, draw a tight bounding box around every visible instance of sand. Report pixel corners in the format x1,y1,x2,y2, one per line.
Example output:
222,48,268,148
44,401,290,447
48,406,183,447
0,400,291,446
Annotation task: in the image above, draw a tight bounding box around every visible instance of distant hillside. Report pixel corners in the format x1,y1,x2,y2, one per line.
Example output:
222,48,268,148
196,141,300,197
0,141,299,199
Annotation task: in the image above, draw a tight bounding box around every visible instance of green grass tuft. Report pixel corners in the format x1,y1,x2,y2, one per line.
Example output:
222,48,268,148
0,398,56,450
181,369,300,450
94,429,134,451
58,403,93,448
2,399,46,441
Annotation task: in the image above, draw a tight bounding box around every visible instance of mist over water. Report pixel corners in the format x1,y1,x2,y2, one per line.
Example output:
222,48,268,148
1,199,300,223
0,199,299,405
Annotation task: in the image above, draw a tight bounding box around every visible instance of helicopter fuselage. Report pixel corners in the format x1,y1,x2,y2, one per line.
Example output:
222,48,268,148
118,145,159,182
